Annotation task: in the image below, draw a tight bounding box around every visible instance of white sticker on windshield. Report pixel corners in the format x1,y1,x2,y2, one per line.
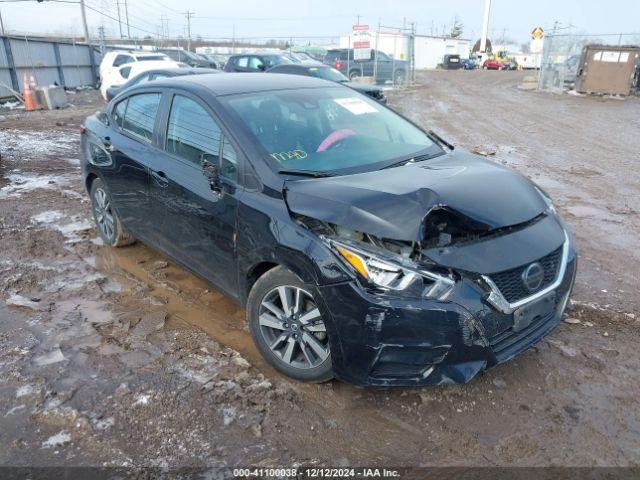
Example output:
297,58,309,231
333,97,379,115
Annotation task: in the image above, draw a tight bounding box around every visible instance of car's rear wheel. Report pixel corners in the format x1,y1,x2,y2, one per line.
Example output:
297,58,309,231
90,178,134,247
394,69,406,85
348,69,362,80
247,266,333,382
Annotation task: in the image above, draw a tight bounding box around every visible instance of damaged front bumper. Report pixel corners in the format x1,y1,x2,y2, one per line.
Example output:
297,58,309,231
319,244,577,387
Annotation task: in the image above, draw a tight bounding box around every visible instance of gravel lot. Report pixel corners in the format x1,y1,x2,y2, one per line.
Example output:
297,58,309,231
1,71,639,469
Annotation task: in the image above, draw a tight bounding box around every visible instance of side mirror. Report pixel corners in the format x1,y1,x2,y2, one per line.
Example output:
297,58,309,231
201,154,223,196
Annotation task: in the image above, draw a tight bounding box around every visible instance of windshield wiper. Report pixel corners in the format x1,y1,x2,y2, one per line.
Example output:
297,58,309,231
278,169,334,178
427,130,455,151
382,151,443,170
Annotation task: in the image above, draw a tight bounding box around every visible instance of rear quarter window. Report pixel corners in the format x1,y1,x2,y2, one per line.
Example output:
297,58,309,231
112,99,127,128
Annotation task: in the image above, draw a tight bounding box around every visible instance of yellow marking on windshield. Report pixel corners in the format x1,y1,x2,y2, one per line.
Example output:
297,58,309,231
270,149,308,162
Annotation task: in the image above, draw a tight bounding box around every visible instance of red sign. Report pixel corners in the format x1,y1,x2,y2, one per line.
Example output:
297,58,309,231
352,24,370,31
354,41,370,49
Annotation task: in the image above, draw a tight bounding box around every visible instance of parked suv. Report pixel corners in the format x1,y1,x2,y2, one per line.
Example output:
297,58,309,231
323,49,408,84
99,50,170,92
440,54,463,70
81,73,576,387
224,54,292,72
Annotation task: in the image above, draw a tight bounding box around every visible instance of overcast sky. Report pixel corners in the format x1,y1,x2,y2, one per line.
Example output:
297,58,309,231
1,0,639,44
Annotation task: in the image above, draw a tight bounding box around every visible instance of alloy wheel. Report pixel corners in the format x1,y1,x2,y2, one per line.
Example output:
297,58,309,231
258,285,329,369
93,187,115,241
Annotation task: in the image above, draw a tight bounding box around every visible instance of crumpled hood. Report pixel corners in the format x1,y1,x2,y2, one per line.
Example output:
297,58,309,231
284,150,548,241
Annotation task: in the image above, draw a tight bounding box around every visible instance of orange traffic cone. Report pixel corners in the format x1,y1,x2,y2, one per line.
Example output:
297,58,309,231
23,75,37,111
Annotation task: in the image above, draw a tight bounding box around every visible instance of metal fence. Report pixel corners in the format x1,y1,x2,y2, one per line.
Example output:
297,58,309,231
538,33,640,92
0,35,100,99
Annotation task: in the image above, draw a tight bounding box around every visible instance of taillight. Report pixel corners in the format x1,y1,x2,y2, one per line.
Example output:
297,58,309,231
80,125,86,134
333,60,343,70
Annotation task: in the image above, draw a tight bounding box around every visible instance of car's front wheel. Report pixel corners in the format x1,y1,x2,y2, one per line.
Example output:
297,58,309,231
90,178,134,247
247,266,333,382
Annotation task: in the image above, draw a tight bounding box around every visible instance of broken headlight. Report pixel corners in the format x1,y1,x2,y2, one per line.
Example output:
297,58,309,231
327,239,455,299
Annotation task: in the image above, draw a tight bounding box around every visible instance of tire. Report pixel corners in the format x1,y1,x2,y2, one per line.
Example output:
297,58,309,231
89,178,135,247
247,266,333,383
394,69,406,85
348,69,362,80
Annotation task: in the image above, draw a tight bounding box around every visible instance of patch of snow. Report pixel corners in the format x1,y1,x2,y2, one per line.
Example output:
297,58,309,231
6,294,42,310
221,406,237,426
16,385,37,398
33,347,66,366
4,404,26,417
30,210,92,243
41,431,71,449
132,394,151,407
0,129,76,156
0,171,74,199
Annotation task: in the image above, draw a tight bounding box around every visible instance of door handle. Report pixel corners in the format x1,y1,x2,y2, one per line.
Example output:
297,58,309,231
151,170,169,187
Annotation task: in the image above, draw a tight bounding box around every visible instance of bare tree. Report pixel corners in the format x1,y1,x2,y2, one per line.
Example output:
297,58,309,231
450,16,463,38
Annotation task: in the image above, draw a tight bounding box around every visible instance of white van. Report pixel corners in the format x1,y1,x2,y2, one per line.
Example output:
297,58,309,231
99,50,172,99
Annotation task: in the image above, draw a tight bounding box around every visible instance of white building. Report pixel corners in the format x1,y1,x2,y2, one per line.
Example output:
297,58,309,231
414,35,471,69
339,32,471,69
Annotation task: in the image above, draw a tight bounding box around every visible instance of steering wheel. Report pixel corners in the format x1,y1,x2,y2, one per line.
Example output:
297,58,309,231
316,129,356,152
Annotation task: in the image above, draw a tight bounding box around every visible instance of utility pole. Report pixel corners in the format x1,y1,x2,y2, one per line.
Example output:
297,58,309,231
98,25,106,54
79,0,90,42
356,14,361,25
183,11,194,51
116,0,123,39
232,23,236,53
480,0,491,52
124,0,131,38
0,8,5,36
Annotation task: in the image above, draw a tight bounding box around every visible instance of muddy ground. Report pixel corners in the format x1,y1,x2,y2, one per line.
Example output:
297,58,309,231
0,71,639,469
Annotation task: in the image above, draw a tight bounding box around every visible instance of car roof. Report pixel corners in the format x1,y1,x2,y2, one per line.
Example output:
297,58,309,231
152,72,336,96
138,67,218,76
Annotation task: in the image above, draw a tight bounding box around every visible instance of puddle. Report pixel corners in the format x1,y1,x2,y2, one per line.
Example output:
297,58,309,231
94,245,275,375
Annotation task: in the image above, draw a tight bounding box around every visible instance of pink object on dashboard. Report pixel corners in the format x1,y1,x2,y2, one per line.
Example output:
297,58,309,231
316,129,356,152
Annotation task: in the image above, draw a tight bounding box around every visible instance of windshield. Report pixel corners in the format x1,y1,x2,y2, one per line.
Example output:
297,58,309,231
224,87,439,175
308,66,349,82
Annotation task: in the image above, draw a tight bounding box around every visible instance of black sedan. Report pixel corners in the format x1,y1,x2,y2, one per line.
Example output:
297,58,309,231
81,73,576,386
105,67,219,101
267,63,386,103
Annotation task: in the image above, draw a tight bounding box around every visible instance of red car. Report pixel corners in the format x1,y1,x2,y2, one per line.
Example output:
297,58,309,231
483,59,507,70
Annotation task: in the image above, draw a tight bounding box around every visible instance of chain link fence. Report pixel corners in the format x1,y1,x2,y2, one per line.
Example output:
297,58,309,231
538,33,640,92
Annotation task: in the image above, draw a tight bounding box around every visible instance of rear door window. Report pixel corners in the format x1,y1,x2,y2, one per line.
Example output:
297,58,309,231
237,57,249,68
248,57,264,70
165,94,221,165
121,93,161,142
